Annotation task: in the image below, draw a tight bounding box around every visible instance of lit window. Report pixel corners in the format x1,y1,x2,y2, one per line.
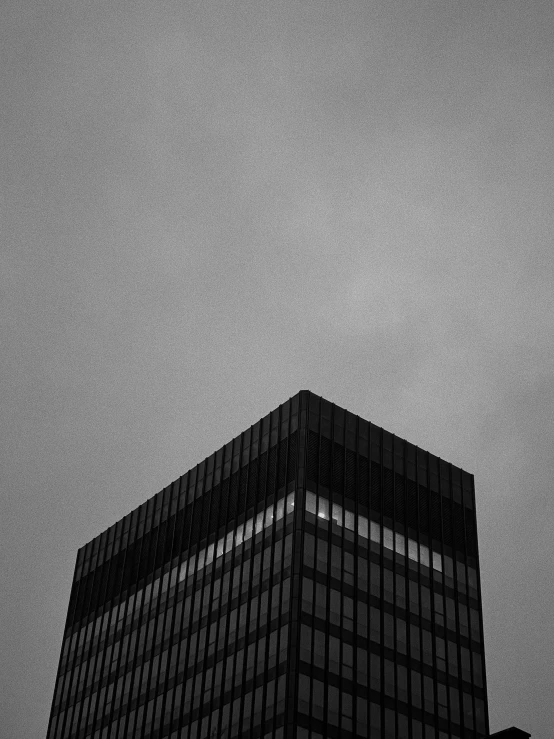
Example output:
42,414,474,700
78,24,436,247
244,519,254,541
344,510,355,531
332,503,343,526
264,505,274,527
305,491,317,515
383,528,394,551
419,544,430,568
275,499,285,521
358,515,368,539
255,511,265,533
317,497,329,520
286,492,295,514
205,543,215,564
408,539,419,562
432,551,442,572
225,531,234,553
370,521,380,543
395,532,405,556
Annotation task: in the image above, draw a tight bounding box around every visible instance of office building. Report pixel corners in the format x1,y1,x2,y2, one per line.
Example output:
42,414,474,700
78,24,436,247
46,391,488,739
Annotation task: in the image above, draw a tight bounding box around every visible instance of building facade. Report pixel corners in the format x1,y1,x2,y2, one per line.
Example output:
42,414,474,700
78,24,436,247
46,391,488,739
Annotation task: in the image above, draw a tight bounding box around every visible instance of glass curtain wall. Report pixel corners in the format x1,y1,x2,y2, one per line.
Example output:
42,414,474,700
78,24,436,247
46,396,300,739
293,392,488,739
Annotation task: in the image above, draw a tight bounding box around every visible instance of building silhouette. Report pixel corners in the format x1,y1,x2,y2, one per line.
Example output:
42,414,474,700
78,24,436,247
46,391,488,739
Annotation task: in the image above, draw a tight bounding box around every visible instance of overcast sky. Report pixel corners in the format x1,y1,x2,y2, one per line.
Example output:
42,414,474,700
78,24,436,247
2,1,553,737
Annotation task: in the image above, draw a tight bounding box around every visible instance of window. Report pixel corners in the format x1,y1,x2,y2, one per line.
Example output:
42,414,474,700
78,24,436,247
434,592,444,627
316,538,328,574
312,679,324,721
470,608,481,642
411,670,422,708
317,497,329,520
342,595,354,631
449,686,460,724
384,659,395,697
447,640,458,677
437,683,448,719
344,509,355,531
329,635,340,674
356,697,368,737
306,491,317,515
423,675,434,713
422,630,433,666
298,674,310,715
332,503,343,527
473,653,484,687
395,574,406,609
327,685,339,725
329,588,341,626
370,653,380,691
358,558,368,591
421,586,431,621
301,577,313,615
463,692,474,729
461,646,471,683
343,551,354,585
357,647,368,686
384,708,395,739
409,580,419,615
370,566,381,597
357,601,368,638
384,569,394,603
396,618,407,655
370,702,381,733
342,642,353,681
331,544,341,580
446,597,457,632
341,691,353,731
384,612,394,649
457,601,468,637
314,629,326,669
397,664,408,702
370,606,381,643
299,625,311,664
315,582,326,620
475,698,486,733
